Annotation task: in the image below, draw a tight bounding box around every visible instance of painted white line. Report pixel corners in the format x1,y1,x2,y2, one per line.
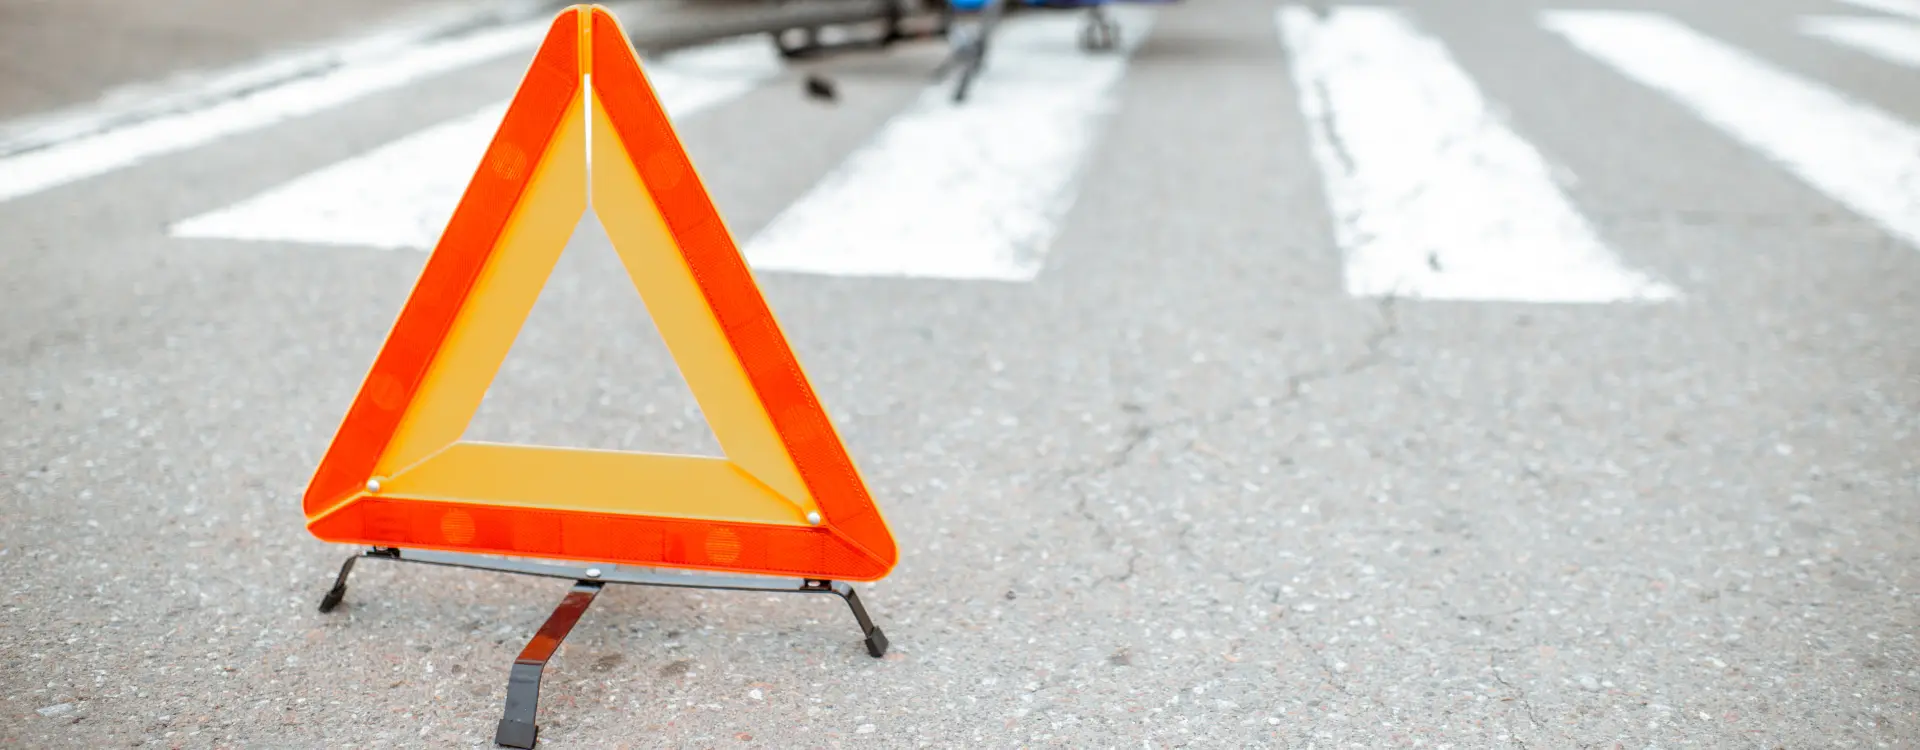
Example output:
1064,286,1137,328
1275,6,1676,303
1834,0,1920,21
0,0,561,158
1800,16,1920,69
0,13,555,204
1545,11,1920,251
742,8,1156,282
171,38,782,250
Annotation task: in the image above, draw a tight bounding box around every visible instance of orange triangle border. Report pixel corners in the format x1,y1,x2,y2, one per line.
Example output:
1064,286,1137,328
299,6,897,581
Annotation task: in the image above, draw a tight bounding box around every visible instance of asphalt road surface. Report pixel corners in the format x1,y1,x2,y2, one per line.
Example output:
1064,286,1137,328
4,0,1918,747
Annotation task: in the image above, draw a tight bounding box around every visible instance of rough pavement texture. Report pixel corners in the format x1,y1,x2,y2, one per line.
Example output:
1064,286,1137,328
0,0,547,120
2,0,1916,747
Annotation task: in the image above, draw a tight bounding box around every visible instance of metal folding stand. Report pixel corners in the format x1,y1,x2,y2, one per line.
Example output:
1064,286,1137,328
317,547,889,749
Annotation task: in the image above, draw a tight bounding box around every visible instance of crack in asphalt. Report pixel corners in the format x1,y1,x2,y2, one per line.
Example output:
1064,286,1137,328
1489,652,1545,747
1051,295,1401,490
1042,297,1400,589
1311,79,1357,176
1448,603,1527,630
1097,550,1144,588
1275,615,1361,705
1279,296,1399,401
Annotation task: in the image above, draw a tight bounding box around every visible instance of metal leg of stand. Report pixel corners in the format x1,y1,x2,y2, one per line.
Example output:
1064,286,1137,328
807,580,890,657
319,549,891,659
317,554,356,613
317,547,401,613
314,547,890,743
495,580,604,749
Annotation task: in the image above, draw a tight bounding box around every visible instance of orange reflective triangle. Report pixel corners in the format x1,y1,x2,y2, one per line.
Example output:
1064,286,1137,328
300,5,896,582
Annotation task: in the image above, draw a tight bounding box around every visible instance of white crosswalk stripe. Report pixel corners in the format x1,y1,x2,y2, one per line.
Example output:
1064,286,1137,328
145,4,1920,298
742,7,1156,281
169,38,784,250
0,15,554,205
1275,5,1677,303
1800,15,1920,69
1834,0,1920,21
1544,10,1920,253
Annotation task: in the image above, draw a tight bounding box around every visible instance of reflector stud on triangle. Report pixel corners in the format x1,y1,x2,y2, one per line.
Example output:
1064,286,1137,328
300,5,896,582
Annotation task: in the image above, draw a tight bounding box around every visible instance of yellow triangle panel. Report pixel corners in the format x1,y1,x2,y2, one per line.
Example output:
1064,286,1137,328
300,6,896,581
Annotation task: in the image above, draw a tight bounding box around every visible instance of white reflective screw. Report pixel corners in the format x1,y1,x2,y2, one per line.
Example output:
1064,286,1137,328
806,511,822,525
585,568,602,578
365,479,382,493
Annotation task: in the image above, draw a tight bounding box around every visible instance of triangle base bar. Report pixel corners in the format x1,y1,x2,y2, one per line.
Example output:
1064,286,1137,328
316,546,889,749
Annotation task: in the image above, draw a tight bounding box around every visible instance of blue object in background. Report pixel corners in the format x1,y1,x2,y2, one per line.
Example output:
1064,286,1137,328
946,0,1175,11
948,0,1106,11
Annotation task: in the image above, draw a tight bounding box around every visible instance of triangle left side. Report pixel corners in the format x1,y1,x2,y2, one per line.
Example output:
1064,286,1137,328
302,9,588,524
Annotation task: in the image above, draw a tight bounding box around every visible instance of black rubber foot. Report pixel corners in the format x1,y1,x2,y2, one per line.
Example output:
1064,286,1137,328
495,718,537,749
864,627,889,658
318,586,346,613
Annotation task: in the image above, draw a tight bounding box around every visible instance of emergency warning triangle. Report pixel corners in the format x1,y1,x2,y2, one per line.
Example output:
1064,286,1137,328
301,5,896,581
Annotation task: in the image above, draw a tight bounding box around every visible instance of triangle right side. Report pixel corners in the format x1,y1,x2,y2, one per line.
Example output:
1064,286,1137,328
585,7,896,575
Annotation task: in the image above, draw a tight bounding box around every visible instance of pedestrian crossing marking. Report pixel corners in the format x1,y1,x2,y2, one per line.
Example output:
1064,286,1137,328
170,37,781,250
1834,0,1920,22
0,15,554,206
1277,5,1677,303
1800,16,1920,69
149,6,1920,297
741,8,1156,282
1546,10,1920,251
